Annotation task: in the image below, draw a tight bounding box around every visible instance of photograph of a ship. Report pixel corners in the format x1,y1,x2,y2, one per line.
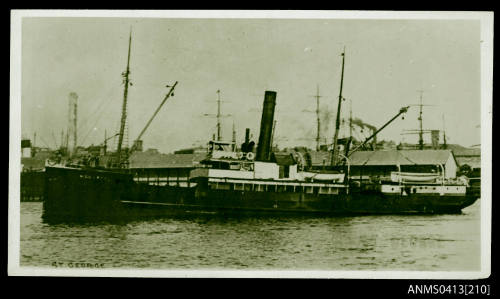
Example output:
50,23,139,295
11,11,491,278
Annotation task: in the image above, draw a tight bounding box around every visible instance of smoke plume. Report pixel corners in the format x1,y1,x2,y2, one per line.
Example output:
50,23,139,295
351,117,377,133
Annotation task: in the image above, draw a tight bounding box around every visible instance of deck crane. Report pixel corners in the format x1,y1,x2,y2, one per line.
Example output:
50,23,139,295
346,106,410,158
128,81,179,156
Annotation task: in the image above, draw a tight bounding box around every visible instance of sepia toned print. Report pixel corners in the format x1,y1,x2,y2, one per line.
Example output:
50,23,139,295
10,10,492,278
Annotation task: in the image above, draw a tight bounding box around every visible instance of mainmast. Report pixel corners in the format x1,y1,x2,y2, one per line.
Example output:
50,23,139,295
232,120,236,151
404,93,435,150
331,49,346,166
116,30,132,166
204,89,231,141
216,89,222,141
314,85,321,151
417,89,424,150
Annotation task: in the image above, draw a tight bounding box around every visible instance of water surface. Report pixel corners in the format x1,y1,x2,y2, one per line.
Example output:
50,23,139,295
20,201,481,270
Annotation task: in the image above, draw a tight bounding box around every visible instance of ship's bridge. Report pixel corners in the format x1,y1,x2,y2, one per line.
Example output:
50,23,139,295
208,140,234,152
207,140,255,161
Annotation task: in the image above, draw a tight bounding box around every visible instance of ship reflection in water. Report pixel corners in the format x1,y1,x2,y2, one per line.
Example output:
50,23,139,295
21,200,480,271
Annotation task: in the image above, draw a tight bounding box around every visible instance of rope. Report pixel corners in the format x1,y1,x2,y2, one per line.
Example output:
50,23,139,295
78,97,116,142
78,90,123,147
78,96,109,132
37,135,51,148
77,84,121,140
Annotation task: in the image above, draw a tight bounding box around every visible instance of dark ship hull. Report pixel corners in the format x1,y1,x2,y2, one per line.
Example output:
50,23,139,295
42,166,480,223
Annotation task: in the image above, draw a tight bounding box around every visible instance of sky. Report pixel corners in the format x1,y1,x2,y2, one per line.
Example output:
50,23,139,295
20,15,482,153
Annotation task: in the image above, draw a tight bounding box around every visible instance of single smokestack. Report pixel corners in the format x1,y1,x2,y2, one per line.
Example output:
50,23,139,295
245,128,250,145
241,128,252,152
256,91,277,161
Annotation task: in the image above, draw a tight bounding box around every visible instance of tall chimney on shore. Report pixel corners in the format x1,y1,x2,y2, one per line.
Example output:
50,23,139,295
256,91,277,161
68,92,78,157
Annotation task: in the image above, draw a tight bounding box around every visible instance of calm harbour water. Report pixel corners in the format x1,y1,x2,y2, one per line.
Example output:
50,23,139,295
20,201,481,271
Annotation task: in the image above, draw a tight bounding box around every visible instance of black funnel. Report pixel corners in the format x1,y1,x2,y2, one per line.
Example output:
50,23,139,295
245,128,250,145
256,91,277,161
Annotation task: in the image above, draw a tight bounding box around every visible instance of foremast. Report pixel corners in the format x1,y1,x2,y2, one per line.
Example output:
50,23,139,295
116,30,132,167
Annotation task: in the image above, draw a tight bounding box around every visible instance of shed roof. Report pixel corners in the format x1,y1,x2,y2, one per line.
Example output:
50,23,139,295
129,152,206,168
452,147,481,157
349,150,455,166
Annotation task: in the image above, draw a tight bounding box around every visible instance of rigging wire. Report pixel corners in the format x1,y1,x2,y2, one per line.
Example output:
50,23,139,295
37,135,51,148
77,84,122,139
78,97,117,139
80,100,116,143
78,96,109,132
78,91,122,147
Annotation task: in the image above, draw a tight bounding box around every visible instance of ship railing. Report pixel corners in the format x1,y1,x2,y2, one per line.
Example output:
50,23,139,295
207,176,347,187
380,177,469,187
130,167,196,187
349,174,470,189
133,177,196,187
206,177,346,194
